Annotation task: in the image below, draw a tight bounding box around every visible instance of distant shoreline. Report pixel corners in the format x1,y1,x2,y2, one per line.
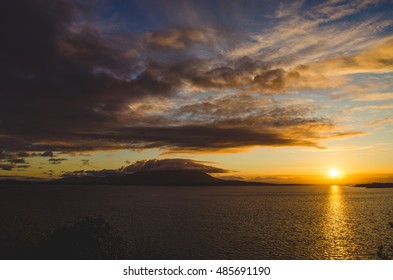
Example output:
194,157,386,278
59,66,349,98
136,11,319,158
0,170,301,187
353,183,393,189
0,180,301,187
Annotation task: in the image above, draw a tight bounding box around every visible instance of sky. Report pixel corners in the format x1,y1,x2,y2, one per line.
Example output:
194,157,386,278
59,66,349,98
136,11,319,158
1,0,393,184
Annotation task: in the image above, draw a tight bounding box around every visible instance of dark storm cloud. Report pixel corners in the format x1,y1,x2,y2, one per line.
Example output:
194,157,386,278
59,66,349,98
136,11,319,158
0,0,182,144
32,123,318,153
111,125,316,151
3,113,348,153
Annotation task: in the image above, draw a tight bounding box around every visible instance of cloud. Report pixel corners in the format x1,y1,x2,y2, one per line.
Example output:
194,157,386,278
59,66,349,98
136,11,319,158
62,169,123,178
40,151,54,157
16,152,30,157
368,116,393,128
0,151,59,171
229,0,389,63
354,92,393,101
43,170,54,177
154,56,342,94
143,28,206,50
48,158,68,165
346,104,393,112
0,151,30,171
120,158,227,173
0,151,54,158
81,159,90,166
74,125,319,152
0,90,357,153
250,175,306,184
310,0,379,22
0,0,388,158
303,37,393,75
63,158,227,177
0,161,30,171
5,158,26,164
0,163,14,171
0,1,171,148
15,164,30,170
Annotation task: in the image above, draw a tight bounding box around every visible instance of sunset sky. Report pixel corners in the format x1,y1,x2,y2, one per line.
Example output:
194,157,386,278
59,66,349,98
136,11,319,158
1,0,393,184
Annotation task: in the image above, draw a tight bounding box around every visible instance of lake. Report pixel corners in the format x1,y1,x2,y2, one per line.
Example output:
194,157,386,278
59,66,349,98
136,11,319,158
1,184,392,259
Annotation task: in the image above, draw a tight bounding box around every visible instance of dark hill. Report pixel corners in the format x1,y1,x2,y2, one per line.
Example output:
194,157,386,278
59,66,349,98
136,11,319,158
55,170,274,186
119,170,223,185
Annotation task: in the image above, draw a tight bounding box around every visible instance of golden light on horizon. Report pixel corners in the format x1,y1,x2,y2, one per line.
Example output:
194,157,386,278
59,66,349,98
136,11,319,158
328,168,340,178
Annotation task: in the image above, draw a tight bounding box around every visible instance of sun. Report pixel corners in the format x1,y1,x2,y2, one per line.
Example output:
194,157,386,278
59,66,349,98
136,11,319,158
328,168,340,178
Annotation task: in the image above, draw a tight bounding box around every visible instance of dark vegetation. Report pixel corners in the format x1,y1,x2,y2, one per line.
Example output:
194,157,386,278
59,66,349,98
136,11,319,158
0,216,164,260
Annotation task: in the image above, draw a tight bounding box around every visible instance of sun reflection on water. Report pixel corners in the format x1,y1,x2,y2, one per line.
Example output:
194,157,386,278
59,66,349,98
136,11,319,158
322,185,353,259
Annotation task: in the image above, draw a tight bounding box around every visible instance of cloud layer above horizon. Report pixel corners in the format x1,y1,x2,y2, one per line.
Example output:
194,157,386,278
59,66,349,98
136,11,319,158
62,158,227,178
1,0,393,177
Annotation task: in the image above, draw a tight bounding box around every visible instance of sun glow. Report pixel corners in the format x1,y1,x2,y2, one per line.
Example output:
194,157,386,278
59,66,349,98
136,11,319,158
328,168,340,178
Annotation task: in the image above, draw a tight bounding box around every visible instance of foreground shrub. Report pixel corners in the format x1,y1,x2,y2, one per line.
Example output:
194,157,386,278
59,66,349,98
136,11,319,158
34,217,130,259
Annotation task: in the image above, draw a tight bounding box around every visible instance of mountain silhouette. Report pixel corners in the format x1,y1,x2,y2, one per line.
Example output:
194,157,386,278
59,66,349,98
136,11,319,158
54,170,275,186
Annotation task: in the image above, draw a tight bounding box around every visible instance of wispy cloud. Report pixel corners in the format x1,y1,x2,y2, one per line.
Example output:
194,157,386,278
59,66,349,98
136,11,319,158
346,104,393,112
229,0,390,65
354,92,393,101
368,116,393,128
304,37,393,75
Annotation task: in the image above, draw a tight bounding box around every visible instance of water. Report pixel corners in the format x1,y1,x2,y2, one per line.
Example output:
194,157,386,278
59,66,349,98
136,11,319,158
1,184,392,259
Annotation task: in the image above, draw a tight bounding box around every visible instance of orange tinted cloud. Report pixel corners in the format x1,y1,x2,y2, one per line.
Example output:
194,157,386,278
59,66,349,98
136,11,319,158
304,38,393,75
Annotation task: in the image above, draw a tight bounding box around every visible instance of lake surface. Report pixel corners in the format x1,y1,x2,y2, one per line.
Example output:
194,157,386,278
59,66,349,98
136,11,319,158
1,184,392,259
